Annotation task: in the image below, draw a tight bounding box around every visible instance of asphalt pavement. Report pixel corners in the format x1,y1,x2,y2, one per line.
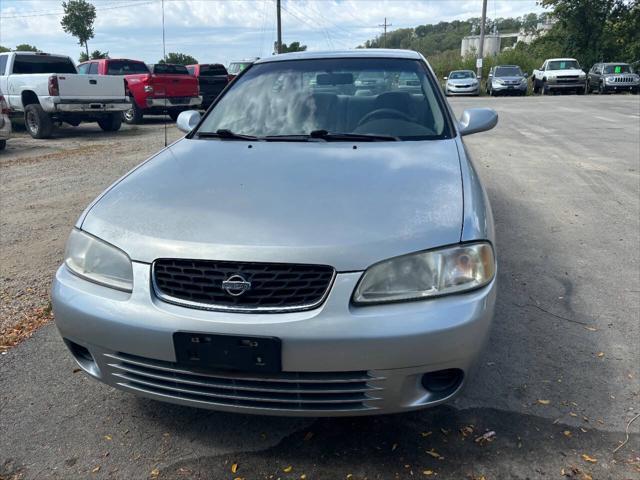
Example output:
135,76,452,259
1,95,639,480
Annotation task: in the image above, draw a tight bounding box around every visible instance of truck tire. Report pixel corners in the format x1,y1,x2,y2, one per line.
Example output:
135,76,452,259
540,81,548,95
97,113,123,132
123,101,143,124
0,139,6,151
25,104,54,139
532,78,539,94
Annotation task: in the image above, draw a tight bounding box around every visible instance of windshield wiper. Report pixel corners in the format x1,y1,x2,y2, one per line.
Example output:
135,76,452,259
196,129,258,140
309,130,399,141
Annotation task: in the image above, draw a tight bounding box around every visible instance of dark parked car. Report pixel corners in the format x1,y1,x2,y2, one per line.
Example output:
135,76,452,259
186,64,229,109
486,65,528,96
586,63,639,94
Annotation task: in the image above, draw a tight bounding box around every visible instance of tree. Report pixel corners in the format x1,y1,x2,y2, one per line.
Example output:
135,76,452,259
281,42,307,53
15,44,39,52
61,0,96,59
159,52,198,65
79,50,109,62
0,46,10,53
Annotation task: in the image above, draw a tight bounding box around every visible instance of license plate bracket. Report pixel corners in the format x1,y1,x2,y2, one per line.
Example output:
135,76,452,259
173,332,282,373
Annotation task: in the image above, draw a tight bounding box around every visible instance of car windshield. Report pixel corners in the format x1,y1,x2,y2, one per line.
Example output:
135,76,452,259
603,64,631,74
547,60,581,70
12,55,76,74
107,60,149,75
449,71,475,79
494,66,522,77
152,63,189,75
197,57,450,141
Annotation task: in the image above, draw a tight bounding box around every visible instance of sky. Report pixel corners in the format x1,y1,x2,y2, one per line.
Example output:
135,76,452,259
0,0,546,65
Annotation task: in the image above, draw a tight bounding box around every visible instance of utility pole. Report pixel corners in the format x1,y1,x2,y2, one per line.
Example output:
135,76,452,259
276,0,282,54
378,17,392,48
477,0,487,79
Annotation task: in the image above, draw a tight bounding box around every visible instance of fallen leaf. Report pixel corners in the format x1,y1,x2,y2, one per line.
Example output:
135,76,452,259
92,466,100,473
231,463,238,473
422,470,434,476
475,431,496,445
537,399,551,405
420,431,432,437
569,412,578,417
391,443,398,451
72,368,81,373
283,466,293,473
346,475,353,480
426,448,444,460
440,428,449,435
584,326,597,331
150,468,160,479
563,430,572,438
104,435,112,441
581,454,597,463
300,475,307,480
303,431,314,441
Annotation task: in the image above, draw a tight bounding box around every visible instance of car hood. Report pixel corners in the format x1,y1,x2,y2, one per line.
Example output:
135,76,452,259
448,78,477,85
494,76,525,82
546,68,584,77
82,138,463,271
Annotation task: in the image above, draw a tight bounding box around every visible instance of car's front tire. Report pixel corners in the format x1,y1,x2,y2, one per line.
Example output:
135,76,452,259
24,104,53,139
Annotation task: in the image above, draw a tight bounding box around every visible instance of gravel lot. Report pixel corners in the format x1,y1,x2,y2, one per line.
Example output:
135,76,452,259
1,96,639,479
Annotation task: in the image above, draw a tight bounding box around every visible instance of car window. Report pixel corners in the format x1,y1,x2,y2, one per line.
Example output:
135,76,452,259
0,55,7,76
199,57,450,141
449,71,475,79
228,62,251,74
547,60,581,70
88,62,98,74
603,64,631,74
200,64,228,76
77,63,89,74
494,66,522,76
186,66,195,75
12,54,77,74
106,60,149,75
152,63,189,75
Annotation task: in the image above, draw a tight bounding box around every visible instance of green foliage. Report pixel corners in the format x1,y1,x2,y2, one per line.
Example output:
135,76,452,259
15,44,39,52
0,46,9,53
159,52,198,65
61,0,97,58
79,50,109,62
281,42,307,53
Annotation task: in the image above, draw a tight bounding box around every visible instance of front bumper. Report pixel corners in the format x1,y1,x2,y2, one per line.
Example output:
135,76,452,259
546,81,584,90
445,84,480,95
491,82,527,94
603,82,639,92
52,262,496,416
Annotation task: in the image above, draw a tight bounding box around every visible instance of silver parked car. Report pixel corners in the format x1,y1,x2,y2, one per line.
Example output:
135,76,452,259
487,65,528,96
444,70,480,96
53,50,498,417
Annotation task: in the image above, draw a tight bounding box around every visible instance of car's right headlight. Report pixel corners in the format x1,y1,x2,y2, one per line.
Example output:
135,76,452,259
494,79,505,85
352,242,495,305
64,229,133,292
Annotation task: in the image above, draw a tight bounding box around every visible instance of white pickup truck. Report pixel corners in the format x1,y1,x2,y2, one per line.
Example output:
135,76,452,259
531,58,587,95
0,51,130,138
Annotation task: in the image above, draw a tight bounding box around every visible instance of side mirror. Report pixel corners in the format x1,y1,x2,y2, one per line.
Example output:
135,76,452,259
443,76,448,80
459,108,498,136
176,110,201,133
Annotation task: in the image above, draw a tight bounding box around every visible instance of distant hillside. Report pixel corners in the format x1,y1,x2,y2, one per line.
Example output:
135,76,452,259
361,13,544,55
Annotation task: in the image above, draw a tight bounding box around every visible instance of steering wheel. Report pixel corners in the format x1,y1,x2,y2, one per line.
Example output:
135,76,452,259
356,108,414,128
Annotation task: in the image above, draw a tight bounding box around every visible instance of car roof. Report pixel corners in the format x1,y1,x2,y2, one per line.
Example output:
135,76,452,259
255,49,422,64
449,70,474,73
600,62,629,65
546,58,578,62
494,65,520,68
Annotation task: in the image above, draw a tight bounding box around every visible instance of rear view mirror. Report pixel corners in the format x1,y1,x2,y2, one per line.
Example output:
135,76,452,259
317,73,353,85
459,108,498,136
176,110,201,133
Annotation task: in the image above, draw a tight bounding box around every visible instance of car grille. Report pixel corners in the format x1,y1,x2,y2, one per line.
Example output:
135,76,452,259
611,76,635,83
556,75,579,83
455,84,472,88
153,259,335,312
104,352,382,412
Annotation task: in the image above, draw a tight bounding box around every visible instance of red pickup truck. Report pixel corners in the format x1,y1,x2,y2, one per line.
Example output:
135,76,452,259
78,59,201,123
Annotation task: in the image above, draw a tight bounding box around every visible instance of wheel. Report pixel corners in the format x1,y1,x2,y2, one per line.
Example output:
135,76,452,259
0,139,6,151
541,81,548,95
123,101,143,124
576,86,585,95
598,82,607,95
97,113,122,132
532,79,540,94
24,104,53,139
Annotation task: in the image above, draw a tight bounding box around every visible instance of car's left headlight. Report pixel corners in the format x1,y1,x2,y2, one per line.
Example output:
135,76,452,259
352,242,495,305
494,79,505,85
64,229,133,292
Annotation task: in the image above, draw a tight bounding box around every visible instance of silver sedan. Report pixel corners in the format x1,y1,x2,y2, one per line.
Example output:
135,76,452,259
444,70,480,96
52,49,498,416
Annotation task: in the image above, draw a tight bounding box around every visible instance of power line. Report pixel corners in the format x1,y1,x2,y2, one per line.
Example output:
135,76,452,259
378,17,392,48
0,1,154,20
